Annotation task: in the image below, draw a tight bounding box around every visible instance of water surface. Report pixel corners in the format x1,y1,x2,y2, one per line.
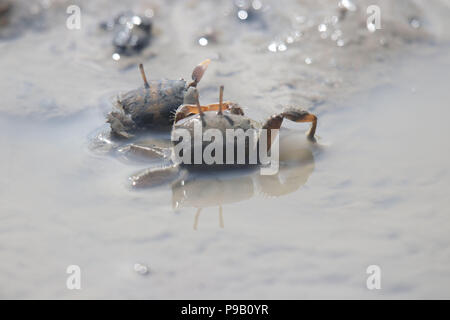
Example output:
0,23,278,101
1,0,450,299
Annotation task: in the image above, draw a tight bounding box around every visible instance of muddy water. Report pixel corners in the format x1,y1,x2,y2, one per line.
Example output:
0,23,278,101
1,0,450,299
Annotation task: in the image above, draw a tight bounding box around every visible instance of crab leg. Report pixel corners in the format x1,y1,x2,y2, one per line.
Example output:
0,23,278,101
282,108,317,140
174,102,234,123
138,63,150,89
119,144,167,159
193,208,202,230
193,90,207,127
182,102,234,113
263,107,318,151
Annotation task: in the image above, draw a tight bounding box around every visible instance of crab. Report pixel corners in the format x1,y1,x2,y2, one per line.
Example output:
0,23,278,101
123,85,318,188
106,59,210,139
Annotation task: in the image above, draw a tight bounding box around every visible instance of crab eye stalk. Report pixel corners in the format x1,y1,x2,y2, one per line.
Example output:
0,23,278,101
218,85,224,115
139,63,150,89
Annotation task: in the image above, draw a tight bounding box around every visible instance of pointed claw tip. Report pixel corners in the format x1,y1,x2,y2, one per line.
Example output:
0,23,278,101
200,58,211,67
192,59,211,83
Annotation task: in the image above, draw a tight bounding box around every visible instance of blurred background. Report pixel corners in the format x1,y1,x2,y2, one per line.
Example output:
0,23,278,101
1,0,450,299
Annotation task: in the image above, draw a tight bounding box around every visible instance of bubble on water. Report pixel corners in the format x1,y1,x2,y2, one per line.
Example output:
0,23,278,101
252,0,262,10
409,17,421,29
267,42,287,52
278,43,287,51
112,53,121,61
331,15,339,25
337,39,345,47
318,24,327,32
286,36,294,44
145,9,154,18
235,0,247,8
294,30,303,39
132,16,142,26
305,57,312,65
268,42,277,52
338,0,356,12
295,15,306,24
367,22,377,33
237,10,248,20
198,37,208,46
331,30,342,41
134,263,149,275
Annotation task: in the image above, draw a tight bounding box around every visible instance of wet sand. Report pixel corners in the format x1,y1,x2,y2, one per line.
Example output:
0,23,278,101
1,0,450,299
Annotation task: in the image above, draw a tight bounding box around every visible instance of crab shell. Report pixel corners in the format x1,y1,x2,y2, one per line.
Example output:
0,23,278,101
170,111,262,168
116,80,197,131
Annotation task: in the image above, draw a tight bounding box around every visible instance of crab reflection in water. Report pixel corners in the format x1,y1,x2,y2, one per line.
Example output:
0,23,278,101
170,131,318,229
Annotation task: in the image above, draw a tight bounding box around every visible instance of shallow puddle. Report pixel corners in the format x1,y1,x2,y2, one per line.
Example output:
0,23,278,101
1,0,450,299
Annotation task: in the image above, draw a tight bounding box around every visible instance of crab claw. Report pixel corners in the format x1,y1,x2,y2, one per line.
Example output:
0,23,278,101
282,107,317,141
189,59,211,87
262,106,318,151
139,63,150,89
